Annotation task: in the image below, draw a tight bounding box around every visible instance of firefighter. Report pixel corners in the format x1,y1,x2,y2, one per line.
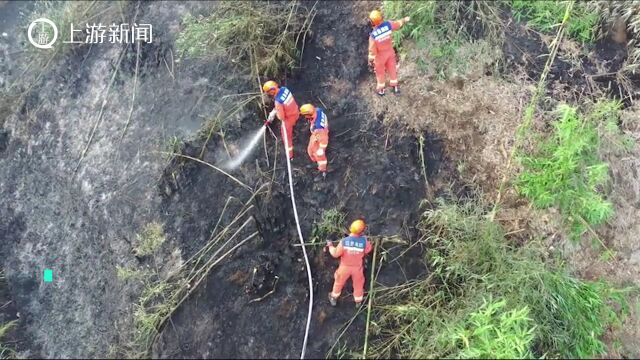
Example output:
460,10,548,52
262,80,300,160
367,10,411,96
300,104,329,176
326,219,373,307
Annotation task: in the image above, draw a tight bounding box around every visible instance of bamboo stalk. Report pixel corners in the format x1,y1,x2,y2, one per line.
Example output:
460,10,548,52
75,45,129,173
362,240,379,359
156,152,252,192
120,34,141,142
491,0,575,219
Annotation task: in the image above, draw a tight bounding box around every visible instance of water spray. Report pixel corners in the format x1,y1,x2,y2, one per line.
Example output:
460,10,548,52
222,125,267,170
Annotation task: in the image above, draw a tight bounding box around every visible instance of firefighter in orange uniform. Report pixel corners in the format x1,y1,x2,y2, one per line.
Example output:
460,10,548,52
326,219,373,307
368,10,410,96
263,80,300,160
300,104,329,176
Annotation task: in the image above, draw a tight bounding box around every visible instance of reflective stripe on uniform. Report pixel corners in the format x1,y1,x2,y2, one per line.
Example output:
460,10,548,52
344,245,364,252
375,34,391,42
354,296,363,302
377,83,386,87
389,79,398,85
316,149,324,156
332,292,341,298
317,160,328,165
319,144,328,148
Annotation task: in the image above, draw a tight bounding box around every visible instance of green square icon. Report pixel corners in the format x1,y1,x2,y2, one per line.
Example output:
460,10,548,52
44,269,53,283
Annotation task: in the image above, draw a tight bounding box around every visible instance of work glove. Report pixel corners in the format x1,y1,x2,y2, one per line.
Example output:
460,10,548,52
267,109,277,123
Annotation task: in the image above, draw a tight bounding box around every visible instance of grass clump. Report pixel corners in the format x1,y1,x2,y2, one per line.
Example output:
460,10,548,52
311,208,346,244
0,320,18,359
367,197,629,359
449,298,535,359
133,222,166,257
175,1,313,78
511,0,599,43
517,100,631,241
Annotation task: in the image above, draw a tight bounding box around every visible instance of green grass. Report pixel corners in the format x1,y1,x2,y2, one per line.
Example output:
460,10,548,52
0,321,18,359
511,0,599,43
116,266,147,282
449,298,535,359
133,222,166,257
365,196,630,359
175,1,312,78
382,1,504,79
517,100,631,241
311,208,346,244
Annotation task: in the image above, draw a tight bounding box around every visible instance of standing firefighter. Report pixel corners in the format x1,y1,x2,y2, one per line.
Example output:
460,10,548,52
367,10,410,96
263,80,300,160
326,219,373,307
300,104,329,176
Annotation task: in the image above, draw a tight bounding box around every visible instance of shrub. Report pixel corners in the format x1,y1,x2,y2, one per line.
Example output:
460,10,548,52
175,1,313,78
517,100,629,241
366,197,629,359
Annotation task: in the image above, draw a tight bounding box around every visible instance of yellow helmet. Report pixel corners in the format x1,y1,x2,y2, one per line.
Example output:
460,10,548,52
300,104,315,118
350,219,366,235
262,80,278,94
369,10,383,26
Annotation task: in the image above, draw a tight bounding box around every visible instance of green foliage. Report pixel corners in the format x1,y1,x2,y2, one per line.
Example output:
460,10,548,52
175,1,312,78
450,299,535,359
0,320,18,359
311,208,346,243
382,0,504,79
134,222,166,257
511,0,599,43
517,100,630,241
116,266,147,281
368,197,629,359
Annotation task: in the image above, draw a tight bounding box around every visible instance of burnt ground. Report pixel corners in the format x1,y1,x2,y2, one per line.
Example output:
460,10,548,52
1,0,640,358
153,1,436,358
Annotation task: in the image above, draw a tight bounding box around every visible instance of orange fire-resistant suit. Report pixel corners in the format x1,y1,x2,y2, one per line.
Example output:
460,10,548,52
328,234,373,303
368,20,406,92
306,107,329,172
269,86,300,159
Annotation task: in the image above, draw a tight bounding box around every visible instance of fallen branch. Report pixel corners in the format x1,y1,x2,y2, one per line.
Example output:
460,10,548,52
248,276,279,304
156,152,252,192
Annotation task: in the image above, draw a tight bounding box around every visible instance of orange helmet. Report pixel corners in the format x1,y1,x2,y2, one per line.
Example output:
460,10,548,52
300,104,315,118
350,219,366,235
369,10,383,26
262,80,279,95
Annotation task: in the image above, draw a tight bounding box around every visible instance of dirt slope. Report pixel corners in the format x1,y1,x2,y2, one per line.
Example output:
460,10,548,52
153,1,436,358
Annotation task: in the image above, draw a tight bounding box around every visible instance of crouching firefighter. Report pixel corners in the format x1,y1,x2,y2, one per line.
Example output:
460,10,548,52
262,80,300,160
326,219,372,307
300,103,329,176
